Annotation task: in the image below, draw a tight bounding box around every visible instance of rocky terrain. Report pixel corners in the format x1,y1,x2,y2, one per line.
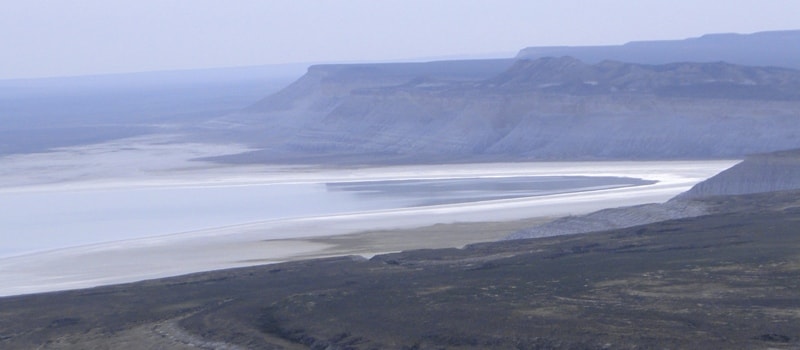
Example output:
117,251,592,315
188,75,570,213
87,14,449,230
215,55,800,164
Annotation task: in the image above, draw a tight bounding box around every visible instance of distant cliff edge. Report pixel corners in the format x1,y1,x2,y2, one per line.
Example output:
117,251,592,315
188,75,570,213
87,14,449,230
517,30,800,69
211,54,800,164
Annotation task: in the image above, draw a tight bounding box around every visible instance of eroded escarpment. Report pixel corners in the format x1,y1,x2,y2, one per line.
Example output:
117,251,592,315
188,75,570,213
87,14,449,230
215,56,800,165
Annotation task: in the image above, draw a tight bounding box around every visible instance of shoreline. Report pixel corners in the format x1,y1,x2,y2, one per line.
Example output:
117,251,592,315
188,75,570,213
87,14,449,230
0,216,553,297
241,216,555,264
0,145,739,297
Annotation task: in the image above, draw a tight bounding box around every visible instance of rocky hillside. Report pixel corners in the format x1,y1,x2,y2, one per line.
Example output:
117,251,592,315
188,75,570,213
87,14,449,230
216,56,800,164
680,148,800,198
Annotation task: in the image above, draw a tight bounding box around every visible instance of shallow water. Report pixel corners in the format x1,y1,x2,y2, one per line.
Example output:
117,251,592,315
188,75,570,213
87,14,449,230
327,176,654,206
0,175,646,257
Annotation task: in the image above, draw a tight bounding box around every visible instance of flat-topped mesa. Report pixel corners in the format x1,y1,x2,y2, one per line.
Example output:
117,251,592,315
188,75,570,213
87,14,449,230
244,59,514,113
217,52,800,164
680,149,800,198
516,29,800,69
243,64,410,113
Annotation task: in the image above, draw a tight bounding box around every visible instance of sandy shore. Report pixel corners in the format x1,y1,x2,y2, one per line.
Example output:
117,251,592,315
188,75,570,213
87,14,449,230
249,216,554,263
0,216,551,297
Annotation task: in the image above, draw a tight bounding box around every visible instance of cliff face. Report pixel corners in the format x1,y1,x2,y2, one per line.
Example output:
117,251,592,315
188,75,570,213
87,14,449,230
245,59,515,114
220,56,800,164
680,149,800,198
491,57,800,99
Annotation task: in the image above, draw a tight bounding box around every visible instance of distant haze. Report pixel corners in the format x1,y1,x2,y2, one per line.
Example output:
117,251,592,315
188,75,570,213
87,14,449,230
2,0,799,79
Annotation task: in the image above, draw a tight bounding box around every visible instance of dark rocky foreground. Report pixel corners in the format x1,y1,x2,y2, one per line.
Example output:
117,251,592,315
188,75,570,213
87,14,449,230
2,190,800,349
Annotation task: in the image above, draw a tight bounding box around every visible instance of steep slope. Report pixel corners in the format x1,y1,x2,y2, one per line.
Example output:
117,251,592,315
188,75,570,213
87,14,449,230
517,29,800,69
245,59,514,114
223,57,800,164
680,148,800,198
204,59,515,163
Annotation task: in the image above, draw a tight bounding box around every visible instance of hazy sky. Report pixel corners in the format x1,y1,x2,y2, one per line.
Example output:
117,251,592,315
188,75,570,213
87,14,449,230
2,0,798,79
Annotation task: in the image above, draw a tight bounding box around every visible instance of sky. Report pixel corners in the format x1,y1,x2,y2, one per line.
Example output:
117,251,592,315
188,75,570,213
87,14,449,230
1,0,799,80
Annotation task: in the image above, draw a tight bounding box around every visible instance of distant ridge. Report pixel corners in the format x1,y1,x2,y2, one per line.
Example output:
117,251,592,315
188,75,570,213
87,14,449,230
517,30,800,69
489,56,800,100
245,59,515,113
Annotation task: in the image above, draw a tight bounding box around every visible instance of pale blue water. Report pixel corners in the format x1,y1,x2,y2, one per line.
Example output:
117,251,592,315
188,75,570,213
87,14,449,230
0,176,651,257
